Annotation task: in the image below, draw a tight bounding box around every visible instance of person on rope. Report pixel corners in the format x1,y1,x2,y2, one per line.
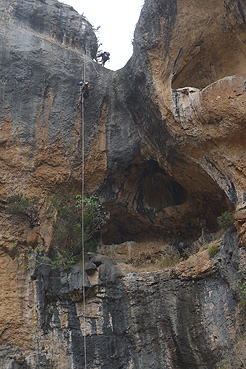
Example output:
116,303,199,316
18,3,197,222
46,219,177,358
96,51,110,67
77,81,90,108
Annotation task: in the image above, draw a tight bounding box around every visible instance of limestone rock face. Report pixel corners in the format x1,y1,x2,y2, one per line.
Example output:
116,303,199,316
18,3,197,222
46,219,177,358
84,0,246,244
0,0,97,197
2,229,242,369
1,0,245,244
119,0,246,243
0,0,246,368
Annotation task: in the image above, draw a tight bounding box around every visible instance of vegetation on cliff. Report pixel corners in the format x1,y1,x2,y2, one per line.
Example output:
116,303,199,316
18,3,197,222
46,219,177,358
6,192,109,270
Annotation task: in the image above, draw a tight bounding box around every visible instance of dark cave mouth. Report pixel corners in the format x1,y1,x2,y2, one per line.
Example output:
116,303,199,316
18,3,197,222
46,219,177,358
100,159,189,244
135,159,187,212
100,158,233,245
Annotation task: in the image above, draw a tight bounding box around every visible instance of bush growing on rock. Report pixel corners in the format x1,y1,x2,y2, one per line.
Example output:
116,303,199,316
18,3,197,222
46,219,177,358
208,244,220,258
45,193,109,268
51,193,109,255
6,193,41,227
237,269,246,311
6,192,109,270
217,211,235,230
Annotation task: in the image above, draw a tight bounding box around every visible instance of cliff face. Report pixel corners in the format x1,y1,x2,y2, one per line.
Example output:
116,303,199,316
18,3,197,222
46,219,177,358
119,0,246,243
0,0,97,196
2,230,245,369
1,0,246,368
84,0,246,245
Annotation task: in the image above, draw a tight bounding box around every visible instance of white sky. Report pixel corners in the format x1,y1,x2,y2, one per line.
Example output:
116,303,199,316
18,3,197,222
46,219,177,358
58,0,145,70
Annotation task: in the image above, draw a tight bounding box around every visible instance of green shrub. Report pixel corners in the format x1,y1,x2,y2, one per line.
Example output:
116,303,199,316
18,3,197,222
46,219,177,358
18,246,39,270
17,245,76,271
6,194,41,227
217,211,235,230
51,193,109,256
8,192,109,271
215,362,228,369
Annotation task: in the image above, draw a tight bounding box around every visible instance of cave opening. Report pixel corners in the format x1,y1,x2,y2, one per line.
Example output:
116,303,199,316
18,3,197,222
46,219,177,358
100,157,233,245
100,159,188,244
135,159,187,212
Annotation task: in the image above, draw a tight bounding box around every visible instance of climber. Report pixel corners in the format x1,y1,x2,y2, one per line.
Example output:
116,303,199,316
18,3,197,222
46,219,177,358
77,81,90,108
96,51,110,67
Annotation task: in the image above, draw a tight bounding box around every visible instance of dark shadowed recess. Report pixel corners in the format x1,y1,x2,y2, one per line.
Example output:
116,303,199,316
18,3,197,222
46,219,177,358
98,158,231,244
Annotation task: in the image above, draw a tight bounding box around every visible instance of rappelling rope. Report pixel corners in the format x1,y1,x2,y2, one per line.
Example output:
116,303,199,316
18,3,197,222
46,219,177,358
81,42,87,369
80,46,111,369
90,57,100,75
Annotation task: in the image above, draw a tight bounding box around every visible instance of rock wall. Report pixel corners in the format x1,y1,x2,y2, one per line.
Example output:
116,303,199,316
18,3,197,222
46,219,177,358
2,229,244,369
0,0,97,196
1,0,245,243
0,0,246,368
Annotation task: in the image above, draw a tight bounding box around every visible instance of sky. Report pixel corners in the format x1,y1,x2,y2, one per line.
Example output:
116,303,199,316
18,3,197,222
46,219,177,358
59,0,145,70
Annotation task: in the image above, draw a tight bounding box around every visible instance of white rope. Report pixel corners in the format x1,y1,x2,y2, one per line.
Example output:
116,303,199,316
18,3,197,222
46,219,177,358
81,43,87,369
89,57,100,75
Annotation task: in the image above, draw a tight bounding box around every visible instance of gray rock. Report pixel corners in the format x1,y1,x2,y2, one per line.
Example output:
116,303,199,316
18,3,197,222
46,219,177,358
84,260,97,272
68,264,91,291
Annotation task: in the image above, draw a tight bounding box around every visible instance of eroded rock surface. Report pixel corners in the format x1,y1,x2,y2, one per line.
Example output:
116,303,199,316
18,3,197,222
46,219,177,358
2,229,242,369
0,0,246,368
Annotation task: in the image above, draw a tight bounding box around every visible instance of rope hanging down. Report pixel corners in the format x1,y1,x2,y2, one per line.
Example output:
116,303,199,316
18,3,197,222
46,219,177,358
81,43,87,369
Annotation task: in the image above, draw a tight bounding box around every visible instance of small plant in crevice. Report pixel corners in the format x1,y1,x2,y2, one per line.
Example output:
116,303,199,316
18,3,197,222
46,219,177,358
5,194,42,228
49,307,54,317
18,245,42,270
213,116,223,124
43,358,57,369
237,269,246,311
217,211,235,231
48,247,77,270
215,362,229,369
208,244,220,258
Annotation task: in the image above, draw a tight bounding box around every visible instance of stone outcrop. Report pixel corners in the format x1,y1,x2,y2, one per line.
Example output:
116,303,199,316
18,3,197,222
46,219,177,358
0,0,246,368
2,229,243,369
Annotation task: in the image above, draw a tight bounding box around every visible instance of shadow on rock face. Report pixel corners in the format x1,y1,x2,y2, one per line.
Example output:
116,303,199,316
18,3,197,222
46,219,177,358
98,158,232,244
